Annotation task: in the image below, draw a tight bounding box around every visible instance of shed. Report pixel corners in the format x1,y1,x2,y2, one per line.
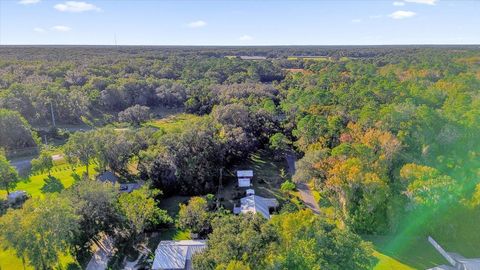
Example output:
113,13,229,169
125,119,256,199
246,189,255,196
152,240,207,270
238,178,251,188
236,170,253,178
96,171,118,184
7,191,27,204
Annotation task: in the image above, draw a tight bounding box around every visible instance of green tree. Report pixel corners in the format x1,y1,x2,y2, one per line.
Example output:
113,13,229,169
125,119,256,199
177,196,210,235
0,109,38,152
269,133,291,158
0,151,19,195
118,186,170,241
0,196,79,270
66,180,121,251
400,163,458,208
266,210,374,270
31,150,54,176
64,131,95,177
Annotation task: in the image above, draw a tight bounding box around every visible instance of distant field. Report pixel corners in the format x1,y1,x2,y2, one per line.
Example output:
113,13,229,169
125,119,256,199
287,56,331,61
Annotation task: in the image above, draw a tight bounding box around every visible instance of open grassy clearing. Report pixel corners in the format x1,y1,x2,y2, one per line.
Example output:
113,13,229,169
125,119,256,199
0,163,92,199
145,113,203,135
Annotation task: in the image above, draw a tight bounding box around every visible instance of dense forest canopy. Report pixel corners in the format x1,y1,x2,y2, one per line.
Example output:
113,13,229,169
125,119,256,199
1,45,480,269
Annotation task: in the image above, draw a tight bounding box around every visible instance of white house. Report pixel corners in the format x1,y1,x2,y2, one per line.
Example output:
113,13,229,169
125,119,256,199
234,195,278,219
152,240,207,270
237,170,253,187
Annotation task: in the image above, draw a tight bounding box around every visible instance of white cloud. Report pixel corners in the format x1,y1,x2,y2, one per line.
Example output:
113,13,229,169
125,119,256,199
51,25,72,32
405,0,438,5
33,27,46,33
352,19,362,23
19,0,40,5
187,20,207,28
389,10,416,19
54,1,101,12
393,1,405,6
239,35,253,41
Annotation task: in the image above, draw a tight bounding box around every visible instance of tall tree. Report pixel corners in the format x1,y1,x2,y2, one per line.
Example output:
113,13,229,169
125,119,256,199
64,131,95,177
31,150,54,176
118,186,170,241
177,196,210,236
0,151,19,195
0,196,79,269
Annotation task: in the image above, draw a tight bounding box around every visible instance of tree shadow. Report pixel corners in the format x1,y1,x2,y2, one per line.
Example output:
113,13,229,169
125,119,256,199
41,176,65,193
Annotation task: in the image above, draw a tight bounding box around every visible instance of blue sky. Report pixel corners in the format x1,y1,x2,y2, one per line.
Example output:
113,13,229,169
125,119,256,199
1,0,479,45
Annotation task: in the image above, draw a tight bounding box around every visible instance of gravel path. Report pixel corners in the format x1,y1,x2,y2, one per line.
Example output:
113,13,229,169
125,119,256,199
286,152,320,214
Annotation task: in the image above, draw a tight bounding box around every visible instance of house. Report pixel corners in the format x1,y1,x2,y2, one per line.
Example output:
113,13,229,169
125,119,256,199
237,170,253,187
152,240,207,270
427,236,480,270
234,195,278,219
96,171,118,184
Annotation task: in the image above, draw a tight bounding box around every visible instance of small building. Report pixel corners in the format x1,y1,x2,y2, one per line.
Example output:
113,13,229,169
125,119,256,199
427,236,480,270
7,190,28,205
237,170,253,187
234,195,278,219
152,240,207,270
96,171,118,184
119,183,142,193
246,189,255,196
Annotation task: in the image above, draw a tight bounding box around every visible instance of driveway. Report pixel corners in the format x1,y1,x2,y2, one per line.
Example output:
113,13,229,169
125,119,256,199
86,235,115,270
286,152,320,214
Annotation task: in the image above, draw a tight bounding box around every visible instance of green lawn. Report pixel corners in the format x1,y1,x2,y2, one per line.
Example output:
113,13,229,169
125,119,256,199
0,163,91,199
145,113,203,135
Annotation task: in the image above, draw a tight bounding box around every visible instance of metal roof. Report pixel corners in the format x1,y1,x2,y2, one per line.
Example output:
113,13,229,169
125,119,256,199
152,240,206,270
240,195,278,219
237,170,253,178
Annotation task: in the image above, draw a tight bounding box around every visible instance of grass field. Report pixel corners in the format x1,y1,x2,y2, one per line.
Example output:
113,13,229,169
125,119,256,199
145,113,203,135
0,163,91,199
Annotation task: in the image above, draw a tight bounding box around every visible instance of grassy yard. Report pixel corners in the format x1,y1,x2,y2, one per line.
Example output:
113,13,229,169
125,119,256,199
145,113,203,135
0,163,91,199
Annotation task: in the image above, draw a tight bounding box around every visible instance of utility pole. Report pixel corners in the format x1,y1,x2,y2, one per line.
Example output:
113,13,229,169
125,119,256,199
50,102,56,128
217,167,223,208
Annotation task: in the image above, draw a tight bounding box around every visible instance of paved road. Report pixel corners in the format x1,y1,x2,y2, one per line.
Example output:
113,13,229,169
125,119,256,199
286,152,320,214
